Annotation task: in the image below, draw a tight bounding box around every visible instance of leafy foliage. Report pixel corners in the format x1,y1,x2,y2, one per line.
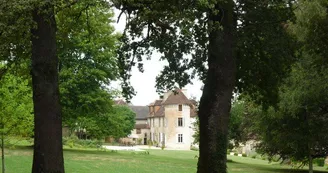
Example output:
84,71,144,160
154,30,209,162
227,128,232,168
235,0,297,107
0,73,33,137
242,1,328,168
56,1,120,125
72,105,135,139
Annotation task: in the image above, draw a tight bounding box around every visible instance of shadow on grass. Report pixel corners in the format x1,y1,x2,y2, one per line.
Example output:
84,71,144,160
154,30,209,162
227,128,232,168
229,161,327,173
8,145,33,150
278,169,327,173
63,148,120,155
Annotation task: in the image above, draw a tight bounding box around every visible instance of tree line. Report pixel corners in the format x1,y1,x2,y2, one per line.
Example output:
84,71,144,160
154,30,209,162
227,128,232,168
0,0,327,173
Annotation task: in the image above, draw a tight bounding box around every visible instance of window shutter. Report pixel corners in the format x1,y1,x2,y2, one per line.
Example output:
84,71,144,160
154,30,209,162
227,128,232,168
175,118,177,127
165,118,167,127
183,118,185,127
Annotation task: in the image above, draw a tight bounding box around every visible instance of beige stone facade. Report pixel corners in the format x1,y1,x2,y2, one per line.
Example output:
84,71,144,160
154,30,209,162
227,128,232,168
121,89,197,150
148,104,196,150
147,90,197,150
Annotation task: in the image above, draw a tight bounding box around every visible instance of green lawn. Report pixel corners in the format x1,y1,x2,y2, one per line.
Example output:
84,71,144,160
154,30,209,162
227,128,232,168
1,147,328,173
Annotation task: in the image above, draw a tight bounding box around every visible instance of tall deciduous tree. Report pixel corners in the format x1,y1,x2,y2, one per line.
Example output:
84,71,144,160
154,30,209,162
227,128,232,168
114,0,295,172
77,105,135,139
0,73,33,173
30,1,65,172
253,1,328,173
197,2,235,172
114,1,235,172
56,1,120,131
1,0,118,172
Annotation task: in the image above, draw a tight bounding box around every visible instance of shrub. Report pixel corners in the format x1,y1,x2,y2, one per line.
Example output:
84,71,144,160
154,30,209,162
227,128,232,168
153,141,158,147
63,135,103,149
271,155,281,162
191,146,199,151
314,158,325,167
242,153,247,157
234,153,238,156
250,154,257,159
137,138,143,145
147,139,153,148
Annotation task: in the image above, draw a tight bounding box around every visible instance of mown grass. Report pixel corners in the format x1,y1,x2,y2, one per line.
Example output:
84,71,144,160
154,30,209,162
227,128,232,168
1,147,327,173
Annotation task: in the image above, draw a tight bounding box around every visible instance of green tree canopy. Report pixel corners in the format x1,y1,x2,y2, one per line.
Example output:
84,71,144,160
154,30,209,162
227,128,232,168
73,105,135,140
114,1,296,172
239,2,328,173
56,1,120,128
0,73,33,137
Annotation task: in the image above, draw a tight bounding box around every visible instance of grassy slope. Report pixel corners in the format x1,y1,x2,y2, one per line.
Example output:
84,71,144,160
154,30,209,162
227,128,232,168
1,147,328,173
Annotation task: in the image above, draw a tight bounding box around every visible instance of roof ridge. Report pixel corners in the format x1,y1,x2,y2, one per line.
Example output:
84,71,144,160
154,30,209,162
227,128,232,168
161,90,192,105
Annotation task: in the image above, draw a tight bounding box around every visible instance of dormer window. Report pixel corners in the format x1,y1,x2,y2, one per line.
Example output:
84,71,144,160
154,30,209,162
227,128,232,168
178,104,182,111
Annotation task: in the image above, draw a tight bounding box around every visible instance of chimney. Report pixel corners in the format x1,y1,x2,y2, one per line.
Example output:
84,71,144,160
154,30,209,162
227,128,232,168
163,91,172,101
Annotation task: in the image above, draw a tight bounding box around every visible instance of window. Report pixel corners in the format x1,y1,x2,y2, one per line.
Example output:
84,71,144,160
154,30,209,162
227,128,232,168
178,104,182,111
153,118,155,127
178,117,183,127
178,134,183,143
136,128,141,134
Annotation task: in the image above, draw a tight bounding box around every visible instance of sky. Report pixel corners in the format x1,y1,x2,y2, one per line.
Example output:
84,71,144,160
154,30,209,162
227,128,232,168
112,10,203,106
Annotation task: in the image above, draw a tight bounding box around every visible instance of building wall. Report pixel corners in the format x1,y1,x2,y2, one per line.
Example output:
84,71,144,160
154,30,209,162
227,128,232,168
130,128,150,144
149,117,165,145
152,104,192,150
136,119,147,125
128,100,196,149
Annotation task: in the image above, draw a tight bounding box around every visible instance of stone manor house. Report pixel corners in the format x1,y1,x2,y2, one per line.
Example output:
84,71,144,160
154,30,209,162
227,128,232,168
116,89,198,150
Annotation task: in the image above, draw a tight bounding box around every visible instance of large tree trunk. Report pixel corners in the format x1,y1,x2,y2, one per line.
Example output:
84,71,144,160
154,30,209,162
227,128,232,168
31,1,65,173
309,154,313,173
197,1,236,173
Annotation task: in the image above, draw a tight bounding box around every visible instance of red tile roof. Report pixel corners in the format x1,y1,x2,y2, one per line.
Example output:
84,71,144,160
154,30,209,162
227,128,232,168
154,106,165,117
134,124,149,129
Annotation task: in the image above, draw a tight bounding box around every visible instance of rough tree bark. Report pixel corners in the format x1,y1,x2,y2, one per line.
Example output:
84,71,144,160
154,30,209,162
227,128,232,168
309,154,313,173
31,1,65,173
197,1,236,173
